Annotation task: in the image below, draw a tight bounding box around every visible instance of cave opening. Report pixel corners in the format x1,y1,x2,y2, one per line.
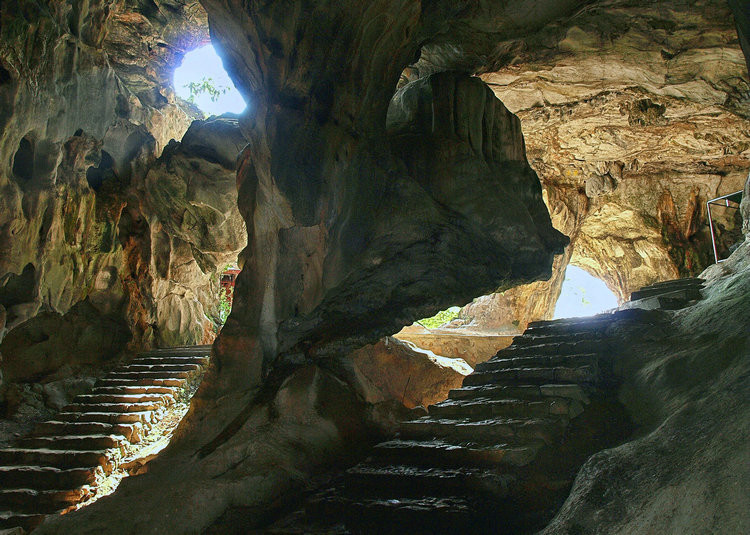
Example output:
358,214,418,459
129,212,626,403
553,265,618,319
173,44,246,116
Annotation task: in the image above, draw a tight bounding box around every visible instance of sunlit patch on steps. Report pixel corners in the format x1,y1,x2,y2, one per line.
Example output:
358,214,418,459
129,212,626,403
0,347,210,533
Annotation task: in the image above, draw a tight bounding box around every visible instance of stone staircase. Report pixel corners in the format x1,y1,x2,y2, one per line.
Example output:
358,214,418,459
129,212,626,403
0,347,210,532
276,309,658,535
624,277,705,310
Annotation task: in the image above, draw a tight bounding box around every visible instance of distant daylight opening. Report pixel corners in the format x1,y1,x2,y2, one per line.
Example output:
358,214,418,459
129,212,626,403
554,265,618,319
173,45,247,116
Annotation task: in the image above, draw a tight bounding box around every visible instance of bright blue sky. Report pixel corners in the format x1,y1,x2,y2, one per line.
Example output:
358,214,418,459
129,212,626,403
173,45,247,116
554,265,618,319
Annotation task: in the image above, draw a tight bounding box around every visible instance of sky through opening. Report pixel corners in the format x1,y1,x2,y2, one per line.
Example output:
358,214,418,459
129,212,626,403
553,265,618,319
174,45,246,116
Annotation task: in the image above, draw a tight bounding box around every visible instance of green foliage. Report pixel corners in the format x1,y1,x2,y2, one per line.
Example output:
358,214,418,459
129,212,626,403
218,287,232,325
418,307,460,329
184,77,229,103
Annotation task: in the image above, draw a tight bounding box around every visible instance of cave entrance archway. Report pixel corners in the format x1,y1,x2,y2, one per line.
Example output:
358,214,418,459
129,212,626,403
553,265,618,319
173,44,247,116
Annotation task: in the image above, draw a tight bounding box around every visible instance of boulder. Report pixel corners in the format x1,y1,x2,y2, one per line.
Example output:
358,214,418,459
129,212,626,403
350,337,471,409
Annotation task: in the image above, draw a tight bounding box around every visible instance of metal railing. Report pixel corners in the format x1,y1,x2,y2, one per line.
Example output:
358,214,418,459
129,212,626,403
707,189,743,263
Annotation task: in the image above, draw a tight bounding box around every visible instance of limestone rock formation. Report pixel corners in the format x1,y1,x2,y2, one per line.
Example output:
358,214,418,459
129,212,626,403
350,337,471,409
458,0,750,330
0,0,211,360
0,3,247,395
542,241,750,534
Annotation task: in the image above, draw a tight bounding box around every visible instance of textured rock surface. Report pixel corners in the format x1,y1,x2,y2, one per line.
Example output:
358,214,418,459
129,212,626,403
459,0,750,330
0,2,248,398
394,328,514,368
0,0,214,370
350,337,471,409
543,241,750,534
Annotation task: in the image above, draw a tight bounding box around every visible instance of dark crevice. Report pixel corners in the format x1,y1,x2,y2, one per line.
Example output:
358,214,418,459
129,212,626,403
12,136,34,182
86,150,115,191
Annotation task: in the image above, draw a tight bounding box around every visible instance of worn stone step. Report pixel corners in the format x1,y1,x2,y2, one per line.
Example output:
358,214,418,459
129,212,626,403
336,495,492,535
400,416,566,445
525,314,615,333
476,353,599,373
138,346,211,357
73,393,174,405
89,385,178,396
95,377,184,388
429,397,581,420
343,464,515,500
372,439,543,468
449,383,589,403
630,278,704,301
105,371,190,381
462,365,598,387
510,329,606,347
63,401,161,413
19,434,126,451
0,487,90,513
0,511,50,531
130,356,209,366
115,363,201,373
0,449,110,469
56,411,156,425
492,339,603,359
33,421,143,442
0,466,97,489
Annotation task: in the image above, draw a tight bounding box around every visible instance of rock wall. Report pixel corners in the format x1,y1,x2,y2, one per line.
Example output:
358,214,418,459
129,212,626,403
0,2,249,391
459,0,750,330
543,240,750,535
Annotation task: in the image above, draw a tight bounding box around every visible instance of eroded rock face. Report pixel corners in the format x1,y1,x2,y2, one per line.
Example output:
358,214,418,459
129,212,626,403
459,0,750,330
0,1,209,361
350,337,471,409
0,1,251,390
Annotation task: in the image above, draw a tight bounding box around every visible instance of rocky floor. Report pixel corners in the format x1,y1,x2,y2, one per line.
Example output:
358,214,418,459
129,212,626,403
0,347,210,532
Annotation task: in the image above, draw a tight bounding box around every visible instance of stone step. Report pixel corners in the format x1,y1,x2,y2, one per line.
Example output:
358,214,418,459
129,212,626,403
372,439,543,468
89,385,178,396
0,487,90,514
449,383,589,403
0,466,97,489
73,393,174,405
137,346,211,357
104,371,190,381
18,434,126,451
95,377,184,388
399,416,566,445
56,411,156,425
0,449,110,470
343,464,515,500
0,511,50,531
476,353,599,373
525,309,650,335
130,356,209,366
525,314,615,333
630,278,704,300
429,397,582,420
114,363,201,373
33,421,143,442
492,339,604,359
510,330,605,347
317,495,491,535
62,401,161,413
462,365,597,387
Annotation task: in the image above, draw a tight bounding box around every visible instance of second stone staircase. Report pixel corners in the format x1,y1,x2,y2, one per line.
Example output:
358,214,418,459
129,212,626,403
294,309,652,534
0,347,210,532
